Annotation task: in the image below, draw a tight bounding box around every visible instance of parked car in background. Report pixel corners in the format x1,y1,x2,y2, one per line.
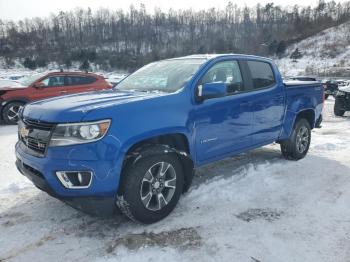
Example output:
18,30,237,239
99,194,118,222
336,79,348,87
334,84,350,116
15,54,323,224
322,79,338,99
0,71,112,124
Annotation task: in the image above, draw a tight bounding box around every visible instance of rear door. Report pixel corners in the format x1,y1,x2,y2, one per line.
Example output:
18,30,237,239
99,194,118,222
30,75,66,100
243,60,285,145
64,75,99,94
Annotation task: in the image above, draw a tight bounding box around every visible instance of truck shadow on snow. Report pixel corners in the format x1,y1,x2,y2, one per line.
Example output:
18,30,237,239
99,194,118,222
1,148,350,259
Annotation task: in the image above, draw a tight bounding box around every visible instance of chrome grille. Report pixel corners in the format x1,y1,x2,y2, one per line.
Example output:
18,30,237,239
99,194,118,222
22,118,55,131
19,117,54,156
22,137,47,154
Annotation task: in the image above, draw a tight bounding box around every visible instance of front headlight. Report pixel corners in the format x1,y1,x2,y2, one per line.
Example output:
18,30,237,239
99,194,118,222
50,120,111,146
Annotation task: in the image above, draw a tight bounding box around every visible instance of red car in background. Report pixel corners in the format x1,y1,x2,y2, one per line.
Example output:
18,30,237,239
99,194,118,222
0,71,112,124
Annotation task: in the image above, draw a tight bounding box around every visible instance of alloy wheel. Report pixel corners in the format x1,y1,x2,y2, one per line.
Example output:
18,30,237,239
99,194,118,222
7,105,22,122
140,161,177,211
296,126,309,153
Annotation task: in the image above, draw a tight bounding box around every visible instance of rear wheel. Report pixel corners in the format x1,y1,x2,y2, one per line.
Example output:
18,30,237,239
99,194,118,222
2,102,24,125
117,153,184,224
280,118,311,160
334,98,345,116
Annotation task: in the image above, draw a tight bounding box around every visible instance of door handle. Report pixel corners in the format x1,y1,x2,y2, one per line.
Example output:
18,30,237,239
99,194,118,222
60,91,67,94
87,88,94,91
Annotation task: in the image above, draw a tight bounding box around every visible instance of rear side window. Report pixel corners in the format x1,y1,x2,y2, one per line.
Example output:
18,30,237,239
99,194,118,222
66,76,97,86
247,61,275,89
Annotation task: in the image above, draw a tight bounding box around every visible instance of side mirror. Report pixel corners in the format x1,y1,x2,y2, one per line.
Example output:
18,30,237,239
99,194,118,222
197,82,227,101
33,82,45,88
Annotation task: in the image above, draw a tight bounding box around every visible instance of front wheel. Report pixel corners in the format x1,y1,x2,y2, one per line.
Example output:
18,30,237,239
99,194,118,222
117,153,184,224
280,118,311,160
2,102,24,125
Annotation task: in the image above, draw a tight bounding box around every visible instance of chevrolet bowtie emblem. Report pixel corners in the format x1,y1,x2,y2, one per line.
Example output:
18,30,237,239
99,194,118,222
20,126,29,138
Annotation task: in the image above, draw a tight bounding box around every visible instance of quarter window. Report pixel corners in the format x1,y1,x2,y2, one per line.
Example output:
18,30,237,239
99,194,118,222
247,61,276,89
200,60,244,94
66,76,97,86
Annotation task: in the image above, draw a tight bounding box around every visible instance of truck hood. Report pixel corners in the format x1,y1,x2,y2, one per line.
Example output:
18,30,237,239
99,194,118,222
339,85,350,93
22,89,164,122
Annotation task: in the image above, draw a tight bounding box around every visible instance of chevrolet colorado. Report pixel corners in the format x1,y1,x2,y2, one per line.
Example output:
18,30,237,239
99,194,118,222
15,54,323,223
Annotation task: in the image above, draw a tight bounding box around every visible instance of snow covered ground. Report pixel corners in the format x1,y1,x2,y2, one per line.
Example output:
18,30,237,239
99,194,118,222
0,99,350,262
276,21,350,77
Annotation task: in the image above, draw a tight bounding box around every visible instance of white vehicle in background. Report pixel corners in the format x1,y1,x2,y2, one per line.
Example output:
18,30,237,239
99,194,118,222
336,79,348,87
334,83,350,116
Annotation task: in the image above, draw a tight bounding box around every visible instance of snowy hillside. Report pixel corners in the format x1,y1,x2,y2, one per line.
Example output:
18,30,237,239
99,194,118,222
276,21,350,77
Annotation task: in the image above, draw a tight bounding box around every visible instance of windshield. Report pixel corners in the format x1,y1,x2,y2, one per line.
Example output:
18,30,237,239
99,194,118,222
19,72,47,86
116,59,206,93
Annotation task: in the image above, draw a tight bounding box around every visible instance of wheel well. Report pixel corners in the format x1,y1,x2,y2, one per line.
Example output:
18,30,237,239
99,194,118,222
3,100,26,105
127,133,190,156
1,100,26,118
123,133,194,193
296,109,315,129
2,100,26,110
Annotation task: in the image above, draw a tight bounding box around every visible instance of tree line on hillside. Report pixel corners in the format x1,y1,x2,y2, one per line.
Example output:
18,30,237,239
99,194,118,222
0,0,349,71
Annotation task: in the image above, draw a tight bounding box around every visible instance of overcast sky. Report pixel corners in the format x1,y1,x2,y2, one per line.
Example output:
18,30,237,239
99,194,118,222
0,0,347,21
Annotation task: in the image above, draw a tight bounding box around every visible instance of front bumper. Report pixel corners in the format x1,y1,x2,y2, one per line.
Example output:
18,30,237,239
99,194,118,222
15,139,124,216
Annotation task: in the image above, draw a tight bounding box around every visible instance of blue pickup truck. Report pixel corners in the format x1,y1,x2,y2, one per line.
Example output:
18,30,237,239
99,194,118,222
15,54,323,223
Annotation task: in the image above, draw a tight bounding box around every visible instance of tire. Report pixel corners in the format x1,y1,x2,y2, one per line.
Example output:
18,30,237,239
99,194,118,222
324,94,329,100
334,98,345,116
280,118,311,160
117,152,184,224
2,102,24,125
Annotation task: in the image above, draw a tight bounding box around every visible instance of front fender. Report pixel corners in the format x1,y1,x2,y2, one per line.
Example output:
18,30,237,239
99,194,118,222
124,144,194,193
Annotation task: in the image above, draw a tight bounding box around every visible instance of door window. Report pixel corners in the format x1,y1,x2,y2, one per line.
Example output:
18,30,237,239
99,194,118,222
41,76,65,87
66,76,97,86
200,60,244,94
246,61,276,89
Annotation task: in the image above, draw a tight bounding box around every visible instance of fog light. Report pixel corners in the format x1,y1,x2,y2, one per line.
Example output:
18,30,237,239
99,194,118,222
56,171,92,189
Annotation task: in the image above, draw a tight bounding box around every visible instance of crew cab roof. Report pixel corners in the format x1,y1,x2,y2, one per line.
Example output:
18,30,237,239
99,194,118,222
45,71,103,78
165,54,274,62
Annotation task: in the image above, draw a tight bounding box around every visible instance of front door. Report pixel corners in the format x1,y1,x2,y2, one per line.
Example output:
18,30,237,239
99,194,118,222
194,60,254,164
31,75,66,100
